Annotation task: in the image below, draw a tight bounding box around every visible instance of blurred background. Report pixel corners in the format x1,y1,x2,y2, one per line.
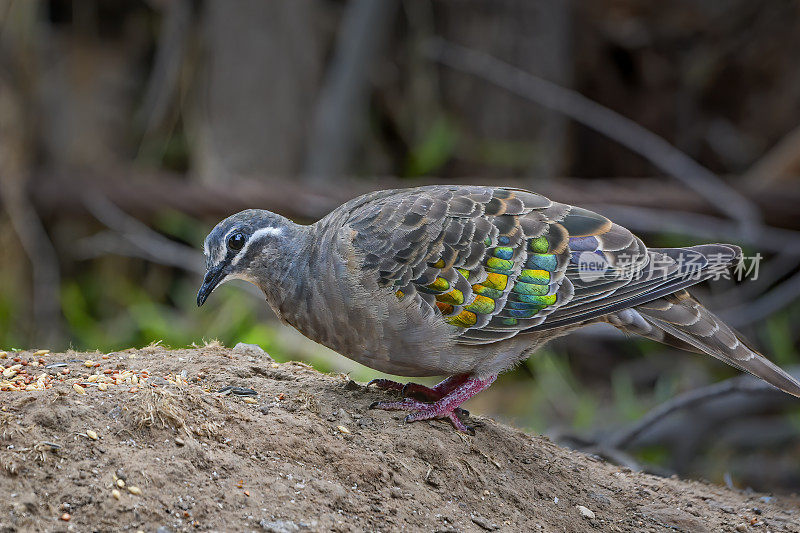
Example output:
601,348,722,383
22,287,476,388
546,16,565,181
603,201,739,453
1,0,800,493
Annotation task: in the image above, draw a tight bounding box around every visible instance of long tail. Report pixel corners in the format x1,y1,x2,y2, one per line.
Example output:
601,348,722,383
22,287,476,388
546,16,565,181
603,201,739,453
619,290,800,397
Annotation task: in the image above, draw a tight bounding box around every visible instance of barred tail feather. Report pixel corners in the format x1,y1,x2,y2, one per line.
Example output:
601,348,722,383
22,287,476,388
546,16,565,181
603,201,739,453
634,290,800,398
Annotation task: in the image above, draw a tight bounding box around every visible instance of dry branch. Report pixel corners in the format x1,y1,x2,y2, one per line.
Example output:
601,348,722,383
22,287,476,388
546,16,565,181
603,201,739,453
424,38,763,236
742,124,800,187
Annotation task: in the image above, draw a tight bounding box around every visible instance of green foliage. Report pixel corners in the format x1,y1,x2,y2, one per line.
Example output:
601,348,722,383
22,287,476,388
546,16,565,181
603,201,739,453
635,445,670,465
153,209,208,247
611,368,647,422
404,116,459,177
522,350,598,432
0,291,24,350
763,312,798,367
473,139,540,170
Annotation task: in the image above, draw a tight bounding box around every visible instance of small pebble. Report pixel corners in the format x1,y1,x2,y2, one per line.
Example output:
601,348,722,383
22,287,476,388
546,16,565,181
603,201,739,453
470,514,498,531
175,438,185,446
576,505,595,519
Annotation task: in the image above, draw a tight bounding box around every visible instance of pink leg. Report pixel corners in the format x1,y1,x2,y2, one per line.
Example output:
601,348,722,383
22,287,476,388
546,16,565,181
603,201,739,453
401,374,470,400
369,375,497,433
368,374,470,401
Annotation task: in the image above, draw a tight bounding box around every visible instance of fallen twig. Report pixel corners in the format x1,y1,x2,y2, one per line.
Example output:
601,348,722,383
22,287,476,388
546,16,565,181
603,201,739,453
741,124,800,187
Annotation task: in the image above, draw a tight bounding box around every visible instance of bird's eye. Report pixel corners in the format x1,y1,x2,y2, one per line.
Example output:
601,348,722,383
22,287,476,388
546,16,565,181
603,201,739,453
227,232,246,251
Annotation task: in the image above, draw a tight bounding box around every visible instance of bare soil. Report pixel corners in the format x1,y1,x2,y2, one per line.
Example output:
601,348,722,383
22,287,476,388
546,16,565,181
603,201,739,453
0,345,798,533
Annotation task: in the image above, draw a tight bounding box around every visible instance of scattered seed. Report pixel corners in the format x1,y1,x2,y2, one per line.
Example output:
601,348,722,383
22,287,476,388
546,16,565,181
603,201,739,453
101,354,110,359
60,513,71,521
112,489,121,500
72,383,86,395
175,438,185,446
3,365,22,378
33,350,50,356
87,375,99,383
83,360,95,367
128,486,142,496
243,398,258,404
337,425,351,434
98,382,108,391
243,490,250,497
0,352,6,358
116,479,125,489
86,430,99,441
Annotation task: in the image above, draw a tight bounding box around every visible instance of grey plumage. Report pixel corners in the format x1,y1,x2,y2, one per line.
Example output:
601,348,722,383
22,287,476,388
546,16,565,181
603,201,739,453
197,185,800,431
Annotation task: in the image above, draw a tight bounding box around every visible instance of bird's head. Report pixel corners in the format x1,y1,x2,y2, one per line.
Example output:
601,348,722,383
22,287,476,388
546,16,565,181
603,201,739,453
196,209,296,306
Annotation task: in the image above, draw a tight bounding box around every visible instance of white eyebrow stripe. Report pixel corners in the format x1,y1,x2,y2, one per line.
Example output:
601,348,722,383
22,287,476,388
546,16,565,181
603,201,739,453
231,226,283,266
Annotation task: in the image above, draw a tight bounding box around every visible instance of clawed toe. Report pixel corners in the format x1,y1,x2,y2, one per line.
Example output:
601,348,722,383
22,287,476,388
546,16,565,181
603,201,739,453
400,382,439,400
369,398,474,433
367,378,404,392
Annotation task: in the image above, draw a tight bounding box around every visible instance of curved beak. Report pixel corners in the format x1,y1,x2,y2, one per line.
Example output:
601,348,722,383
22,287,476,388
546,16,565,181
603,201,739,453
197,265,225,306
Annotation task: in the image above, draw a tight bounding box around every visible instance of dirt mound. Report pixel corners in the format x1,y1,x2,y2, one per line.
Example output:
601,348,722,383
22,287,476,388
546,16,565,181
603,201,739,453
0,345,797,532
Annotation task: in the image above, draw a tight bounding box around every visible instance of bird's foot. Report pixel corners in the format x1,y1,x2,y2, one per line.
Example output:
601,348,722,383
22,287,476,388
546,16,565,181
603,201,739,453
369,375,496,433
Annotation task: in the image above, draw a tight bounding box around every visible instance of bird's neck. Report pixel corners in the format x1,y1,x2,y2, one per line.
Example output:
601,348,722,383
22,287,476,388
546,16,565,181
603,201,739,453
253,222,314,319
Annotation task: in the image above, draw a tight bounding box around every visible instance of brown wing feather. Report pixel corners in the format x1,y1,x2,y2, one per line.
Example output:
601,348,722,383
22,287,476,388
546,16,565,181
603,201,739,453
349,186,575,343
